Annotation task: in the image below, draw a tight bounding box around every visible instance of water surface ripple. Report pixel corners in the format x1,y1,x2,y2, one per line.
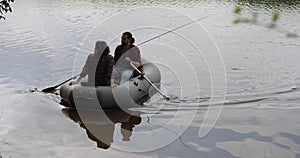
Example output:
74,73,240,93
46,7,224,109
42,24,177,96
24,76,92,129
0,0,300,157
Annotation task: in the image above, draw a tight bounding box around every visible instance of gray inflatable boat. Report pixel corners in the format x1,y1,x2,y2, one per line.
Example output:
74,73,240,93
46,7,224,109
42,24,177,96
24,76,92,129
59,62,161,109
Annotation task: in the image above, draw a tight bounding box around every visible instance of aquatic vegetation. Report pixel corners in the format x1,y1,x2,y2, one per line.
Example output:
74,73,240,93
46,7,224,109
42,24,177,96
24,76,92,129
272,12,280,22
233,6,298,38
234,6,242,14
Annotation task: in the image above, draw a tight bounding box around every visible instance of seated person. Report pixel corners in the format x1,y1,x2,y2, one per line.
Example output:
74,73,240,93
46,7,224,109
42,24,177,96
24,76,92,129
111,32,141,88
70,41,114,86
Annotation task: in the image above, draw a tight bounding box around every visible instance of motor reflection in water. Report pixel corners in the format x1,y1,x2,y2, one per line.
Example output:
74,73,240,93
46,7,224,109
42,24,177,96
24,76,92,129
62,107,142,149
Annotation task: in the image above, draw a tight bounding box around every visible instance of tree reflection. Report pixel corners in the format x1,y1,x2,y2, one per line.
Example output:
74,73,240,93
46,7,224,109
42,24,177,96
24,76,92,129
234,0,300,11
0,0,14,20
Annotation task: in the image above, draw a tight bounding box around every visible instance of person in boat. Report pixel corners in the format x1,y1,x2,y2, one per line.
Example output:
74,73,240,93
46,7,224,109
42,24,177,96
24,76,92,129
111,32,141,88
70,41,114,86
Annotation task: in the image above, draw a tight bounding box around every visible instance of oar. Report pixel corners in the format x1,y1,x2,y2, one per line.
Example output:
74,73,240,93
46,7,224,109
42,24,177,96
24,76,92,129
41,74,79,93
130,63,170,100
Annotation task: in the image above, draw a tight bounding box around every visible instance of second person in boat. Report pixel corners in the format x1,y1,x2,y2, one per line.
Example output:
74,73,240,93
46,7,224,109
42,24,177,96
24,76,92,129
111,32,141,88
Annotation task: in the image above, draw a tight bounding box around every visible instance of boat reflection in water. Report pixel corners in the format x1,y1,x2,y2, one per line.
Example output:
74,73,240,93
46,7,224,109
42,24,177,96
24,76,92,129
62,107,142,149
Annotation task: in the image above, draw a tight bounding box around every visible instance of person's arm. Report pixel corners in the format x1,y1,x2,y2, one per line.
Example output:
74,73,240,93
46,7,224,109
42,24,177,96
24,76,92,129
69,55,91,85
106,55,114,80
69,76,83,85
113,45,122,64
125,57,140,67
125,46,141,67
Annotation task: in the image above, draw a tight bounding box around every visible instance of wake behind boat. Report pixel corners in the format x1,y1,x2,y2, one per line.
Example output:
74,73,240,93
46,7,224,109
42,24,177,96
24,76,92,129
59,62,161,109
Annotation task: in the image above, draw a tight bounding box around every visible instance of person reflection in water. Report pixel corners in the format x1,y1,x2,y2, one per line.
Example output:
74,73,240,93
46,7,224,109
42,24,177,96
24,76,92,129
62,108,141,149
121,115,142,141
70,41,114,86
80,122,114,149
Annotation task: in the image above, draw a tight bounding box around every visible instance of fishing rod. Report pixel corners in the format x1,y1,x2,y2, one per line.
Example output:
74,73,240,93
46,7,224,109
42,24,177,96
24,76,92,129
137,14,212,46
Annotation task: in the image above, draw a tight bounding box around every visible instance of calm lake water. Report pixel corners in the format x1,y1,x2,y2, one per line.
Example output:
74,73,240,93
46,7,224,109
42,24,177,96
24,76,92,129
1,0,300,157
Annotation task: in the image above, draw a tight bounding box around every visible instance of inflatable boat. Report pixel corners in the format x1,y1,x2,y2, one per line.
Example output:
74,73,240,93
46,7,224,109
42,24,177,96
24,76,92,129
59,62,161,109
